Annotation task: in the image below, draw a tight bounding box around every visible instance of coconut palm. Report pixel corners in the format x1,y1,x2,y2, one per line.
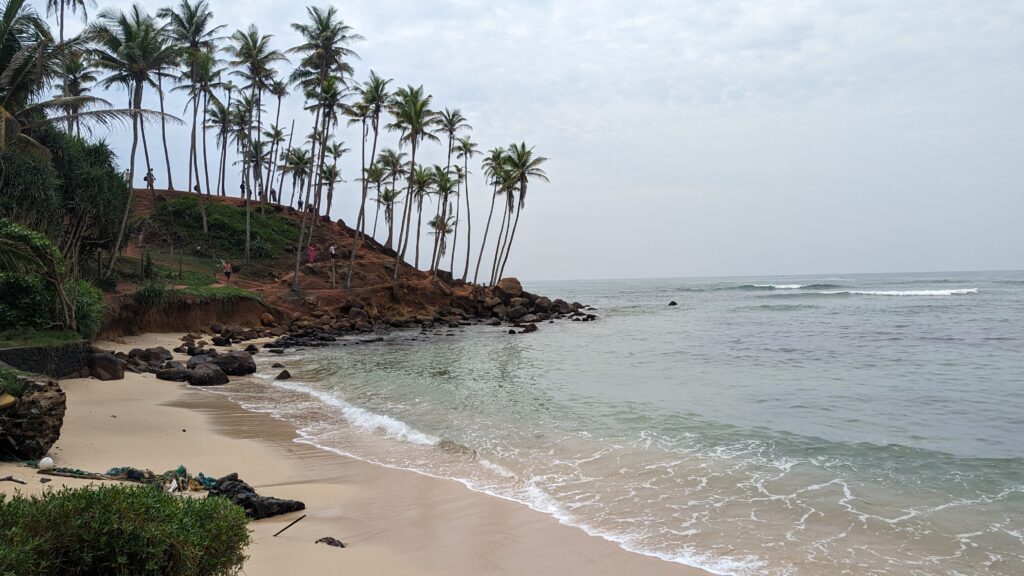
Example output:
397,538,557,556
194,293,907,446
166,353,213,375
375,186,401,251
386,84,438,278
410,165,434,269
263,79,288,196
280,147,311,208
375,147,406,238
493,142,549,282
88,4,179,277
475,146,506,284
55,51,97,136
428,165,457,274
323,140,349,215
45,0,91,43
454,136,479,281
428,214,456,266
364,161,386,238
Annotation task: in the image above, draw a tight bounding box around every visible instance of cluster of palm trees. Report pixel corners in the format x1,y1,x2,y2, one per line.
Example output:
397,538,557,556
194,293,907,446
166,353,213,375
14,0,549,288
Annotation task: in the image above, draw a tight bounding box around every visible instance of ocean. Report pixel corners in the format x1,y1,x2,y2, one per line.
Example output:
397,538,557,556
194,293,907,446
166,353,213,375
211,271,1024,575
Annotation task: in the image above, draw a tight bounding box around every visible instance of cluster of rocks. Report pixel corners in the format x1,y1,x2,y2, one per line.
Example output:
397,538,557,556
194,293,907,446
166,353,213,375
207,472,305,519
87,335,257,387
0,365,66,460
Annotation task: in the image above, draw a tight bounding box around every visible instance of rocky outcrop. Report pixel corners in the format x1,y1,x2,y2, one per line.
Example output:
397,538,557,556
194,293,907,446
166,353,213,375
493,277,524,302
207,472,305,519
0,370,66,459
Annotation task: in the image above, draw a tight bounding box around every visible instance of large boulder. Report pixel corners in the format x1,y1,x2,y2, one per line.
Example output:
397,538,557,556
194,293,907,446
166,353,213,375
208,473,305,519
533,296,552,312
187,363,229,386
260,312,276,327
0,372,66,459
155,367,192,382
211,351,256,376
128,347,172,364
186,355,213,370
89,352,125,381
347,307,370,323
493,277,523,301
506,306,528,321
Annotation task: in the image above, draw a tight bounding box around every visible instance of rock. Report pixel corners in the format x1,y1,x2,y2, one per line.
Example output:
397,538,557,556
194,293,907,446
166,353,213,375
492,304,508,319
260,312,276,326
316,537,345,548
172,346,187,354
509,297,530,308
533,296,552,312
0,371,65,460
348,307,370,322
271,363,285,368
207,473,305,519
520,314,540,323
668,301,678,306
211,351,256,376
354,321,373,332
506,306,528,321
494,277,524,300
155,367,191,382
186,355,213,370
482,296,502,309
210,322,224,334
521,323,538,334
275,370,291,380
211,335,232,347
244,344,259,354
187,363,228,386
508,329,517,335
88,352,125,381
437,281,452,296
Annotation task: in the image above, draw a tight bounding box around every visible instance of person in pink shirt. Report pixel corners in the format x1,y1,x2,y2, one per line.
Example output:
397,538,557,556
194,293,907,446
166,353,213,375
307,244,317,263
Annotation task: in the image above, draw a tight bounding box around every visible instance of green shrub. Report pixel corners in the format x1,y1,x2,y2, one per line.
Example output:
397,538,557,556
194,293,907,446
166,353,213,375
0,484,251,576
0,273,54,330
151,196,299,260
73,280,104,339
0,367,27,397
135,279,168,307
177,285,265,305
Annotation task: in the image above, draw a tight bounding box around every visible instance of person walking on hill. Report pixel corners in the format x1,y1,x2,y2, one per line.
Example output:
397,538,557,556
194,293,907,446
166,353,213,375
144,169,155,190
307,244,317,263
328,243,337,262
221,260,233,284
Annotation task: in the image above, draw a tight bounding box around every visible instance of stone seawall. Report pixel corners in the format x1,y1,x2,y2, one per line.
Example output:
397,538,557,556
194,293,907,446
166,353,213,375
0,341,90,379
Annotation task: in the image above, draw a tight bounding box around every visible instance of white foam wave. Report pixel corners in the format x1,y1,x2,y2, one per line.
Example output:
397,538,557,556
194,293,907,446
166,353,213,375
753,284,804,289
822,288,978,297
270,380,440,446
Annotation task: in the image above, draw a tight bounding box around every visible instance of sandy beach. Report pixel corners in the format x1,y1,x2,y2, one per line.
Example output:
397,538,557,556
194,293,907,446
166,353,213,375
0,333,704,576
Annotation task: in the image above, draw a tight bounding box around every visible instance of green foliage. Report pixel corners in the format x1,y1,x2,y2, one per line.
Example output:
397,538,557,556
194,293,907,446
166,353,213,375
177,285,265,305
0,145,59,233
0,329,79,349
0,367,28,397
134,279,169,307
0,273,54,330
151,196,299,260
0,484,251,576
73,280,104,339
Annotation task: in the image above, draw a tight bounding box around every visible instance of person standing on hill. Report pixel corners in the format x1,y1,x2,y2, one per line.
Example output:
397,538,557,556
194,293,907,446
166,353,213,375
221,260,232,284
329,243,337,262
307,244,317,263
144,169,155,190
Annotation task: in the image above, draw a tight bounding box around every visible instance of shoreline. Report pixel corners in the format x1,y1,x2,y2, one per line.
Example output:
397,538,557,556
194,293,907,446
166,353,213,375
1,332,706,576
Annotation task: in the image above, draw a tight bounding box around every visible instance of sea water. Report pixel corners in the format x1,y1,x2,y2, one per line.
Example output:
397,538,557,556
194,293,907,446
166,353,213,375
213,271,1024,575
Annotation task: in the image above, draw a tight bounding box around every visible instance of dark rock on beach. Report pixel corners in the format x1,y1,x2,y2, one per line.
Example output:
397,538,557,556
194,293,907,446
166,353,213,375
275,370,291,380
0,368,65,460
208,472,305,519
155,367,191,382
316,537,345,548
187,363,229,386
89,352,125,381
668,300,678,306
211,351,256,376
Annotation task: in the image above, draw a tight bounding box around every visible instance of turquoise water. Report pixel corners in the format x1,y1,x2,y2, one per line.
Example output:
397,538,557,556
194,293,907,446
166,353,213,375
216,271,1024,575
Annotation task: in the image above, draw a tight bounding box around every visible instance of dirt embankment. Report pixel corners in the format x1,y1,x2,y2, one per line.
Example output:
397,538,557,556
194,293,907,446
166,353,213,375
100,294,277,340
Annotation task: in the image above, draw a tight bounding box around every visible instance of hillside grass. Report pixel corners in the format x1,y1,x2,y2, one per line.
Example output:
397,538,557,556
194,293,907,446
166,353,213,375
0,329,81,349
0,366,29,397
151,196,299,260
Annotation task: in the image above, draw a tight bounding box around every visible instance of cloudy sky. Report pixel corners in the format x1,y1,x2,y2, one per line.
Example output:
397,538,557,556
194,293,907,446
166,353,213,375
47,0,1024,280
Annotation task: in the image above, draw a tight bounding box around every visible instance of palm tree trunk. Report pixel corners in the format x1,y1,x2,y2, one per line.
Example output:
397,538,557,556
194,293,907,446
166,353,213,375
158,76,174,190
105,83,143,278
394,142,417,279
490,201,509,285
372,184,381,238
450,187,461,276
497,202,522,281
278,119,295,203
462,157,472,281
139,115,153,185
473,183,497,284
202,92,212,199
292,105,324,291
58,0,64,43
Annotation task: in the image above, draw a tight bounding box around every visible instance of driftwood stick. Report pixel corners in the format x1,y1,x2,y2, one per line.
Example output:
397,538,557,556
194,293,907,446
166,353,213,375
272,514,307,537
0,475,28,485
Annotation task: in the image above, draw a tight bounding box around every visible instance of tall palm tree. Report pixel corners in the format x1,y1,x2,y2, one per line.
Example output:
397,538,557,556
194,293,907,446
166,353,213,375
56,51,96,136
411,165,433,270
45,0,91,43
365,161,386,238
386,84,438,278
159,0,223,195
264,79,287,197
288,6,360,291
281,147,311,208
431,108,470,271
205,94,230,195
428,214,456,268
428,164,457,274
89,4,178,278
454,136,479,281
375,147,406,244
475,146,506,284
323,140,348,215
494,142,549,282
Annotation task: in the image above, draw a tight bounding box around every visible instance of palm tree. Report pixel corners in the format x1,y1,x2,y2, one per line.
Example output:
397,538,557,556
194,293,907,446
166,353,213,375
89,4,179,278
323,140,349,215
428,165,457,274
494,142,549,282
264,79,288,197
352,70,391,233
45,0,91,43
365,161,386,238
375,147,406,241
411,165,434,269
428,214,456,267
287,6,360,291
454,136,479,281
205,95,230,195
281,147,311,208
159,0,223,195
375,186,401,250
56,51,97,136
475,146,506,284
386,84,438,278
431,108,470,272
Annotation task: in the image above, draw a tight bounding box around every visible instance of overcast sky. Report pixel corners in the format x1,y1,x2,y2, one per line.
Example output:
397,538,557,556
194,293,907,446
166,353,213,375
47,0,1024,280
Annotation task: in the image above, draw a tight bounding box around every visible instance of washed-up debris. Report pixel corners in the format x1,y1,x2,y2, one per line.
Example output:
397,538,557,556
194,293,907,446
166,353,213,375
36,464,218,493
273,514,307,537
0,475,27,485
208,473,305,519
316,536,345,548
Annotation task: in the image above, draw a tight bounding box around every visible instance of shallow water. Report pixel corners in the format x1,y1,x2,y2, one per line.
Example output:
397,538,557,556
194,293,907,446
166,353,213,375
213,271,1024,575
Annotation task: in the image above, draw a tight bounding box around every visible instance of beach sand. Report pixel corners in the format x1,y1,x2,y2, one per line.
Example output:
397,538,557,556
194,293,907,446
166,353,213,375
0,333,705,575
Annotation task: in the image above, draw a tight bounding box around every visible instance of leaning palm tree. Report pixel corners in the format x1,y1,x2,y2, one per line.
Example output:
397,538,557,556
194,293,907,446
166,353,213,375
475,146,506,284
428,214,456,268
386,84,438,278
454,136,479,281
45,0,91,43
494,142,549,282
88,4,179,278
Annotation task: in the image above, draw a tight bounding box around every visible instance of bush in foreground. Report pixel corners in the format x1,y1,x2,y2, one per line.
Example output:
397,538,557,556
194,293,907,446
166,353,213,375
0,485,251,576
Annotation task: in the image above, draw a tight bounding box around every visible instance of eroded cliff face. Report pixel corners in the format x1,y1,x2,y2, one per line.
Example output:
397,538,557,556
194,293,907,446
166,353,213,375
0,370,66,460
